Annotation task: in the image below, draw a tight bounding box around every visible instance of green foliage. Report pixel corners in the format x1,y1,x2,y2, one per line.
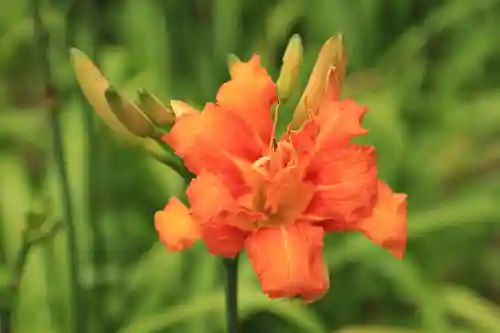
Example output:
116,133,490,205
1,0,500,332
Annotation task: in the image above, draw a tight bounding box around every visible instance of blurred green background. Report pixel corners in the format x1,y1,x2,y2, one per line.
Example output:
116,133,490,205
2,0,500,332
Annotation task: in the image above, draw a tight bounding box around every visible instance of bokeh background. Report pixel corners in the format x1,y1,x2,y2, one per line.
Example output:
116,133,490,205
2,0,500,332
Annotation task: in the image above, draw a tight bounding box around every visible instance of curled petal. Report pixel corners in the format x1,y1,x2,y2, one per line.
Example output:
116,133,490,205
166,103,262,166
245,222,329,301
264,166,315,225
356,181,407,259
305,144,378,225
164,111,200,150
315,98,368,149
217,54,277,144
289,120,319,153
200,219,248,258
300,249,330,303
289,98,367,169
154,197,199,251
187,171,238,222
187,171,261,228
165,103,263,195
187,172,253,257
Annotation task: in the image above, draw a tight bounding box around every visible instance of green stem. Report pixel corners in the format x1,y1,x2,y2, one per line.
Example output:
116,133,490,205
8,235,31,293
66,0,107,330
0,234,31,333
176,163,240,333
30,2,84,333
223,256,240,333
0,307,12,333
174,156,240,333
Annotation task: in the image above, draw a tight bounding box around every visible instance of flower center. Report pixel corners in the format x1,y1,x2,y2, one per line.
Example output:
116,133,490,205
247,141,313,228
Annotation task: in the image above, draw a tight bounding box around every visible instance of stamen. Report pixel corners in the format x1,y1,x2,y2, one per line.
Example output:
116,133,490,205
272,138,278,151
270,103,280,148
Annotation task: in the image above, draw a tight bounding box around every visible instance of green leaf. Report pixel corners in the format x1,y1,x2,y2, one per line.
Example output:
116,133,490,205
0,266,10,288
337,326,421,333
120,288,327,333
443,284,500,332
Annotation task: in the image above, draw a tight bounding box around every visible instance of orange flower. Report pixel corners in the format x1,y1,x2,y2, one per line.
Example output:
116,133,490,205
154,54,407,302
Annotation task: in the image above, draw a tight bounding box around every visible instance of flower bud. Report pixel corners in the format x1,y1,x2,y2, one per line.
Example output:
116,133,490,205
71,48,189,176
276,34,303,102
291,33,347,128
227,53,241,77
170,100,199,117
138,90,175,126
105,88,158,138
70,48,137,141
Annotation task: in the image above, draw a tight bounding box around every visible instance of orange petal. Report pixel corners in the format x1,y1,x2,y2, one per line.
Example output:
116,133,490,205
216,54,277,144
154,197,199,251
245,222,329,301
166,103,263,165
264,166,315,226
315,98,368,149
187,171,237,221
187,172,252,257
300,248,330,303
289,98,367,169
356,181,407,259
199,218,248,258
165,103,263,195
305,144,378,225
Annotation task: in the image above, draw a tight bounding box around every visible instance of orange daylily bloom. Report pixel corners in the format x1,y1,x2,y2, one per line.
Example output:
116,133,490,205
154,54,407,302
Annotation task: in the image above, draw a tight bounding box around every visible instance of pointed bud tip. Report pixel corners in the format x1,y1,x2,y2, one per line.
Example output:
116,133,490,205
69,48,90,65
277,34,304,101
69,47,81,52
138,90,176,126
227,54,242,76
283,34,303,59
289,33,302,43
170,100,199,117
327,32,344,43
227,53,241,64
291,32,348,127
69,47,81,57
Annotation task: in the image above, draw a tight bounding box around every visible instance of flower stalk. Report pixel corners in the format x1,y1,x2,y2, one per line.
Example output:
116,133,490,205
31,1,84,332
0,308,11,333
224,256,240,333
66,0,108,330
176,170,240,333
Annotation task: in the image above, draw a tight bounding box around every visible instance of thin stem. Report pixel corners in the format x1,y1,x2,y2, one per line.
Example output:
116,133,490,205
8,236,32,293
66,0,107,331
0,216,61,332
0,234,31,333
223,256,240,333
0,307,12,333
30,2,84,333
